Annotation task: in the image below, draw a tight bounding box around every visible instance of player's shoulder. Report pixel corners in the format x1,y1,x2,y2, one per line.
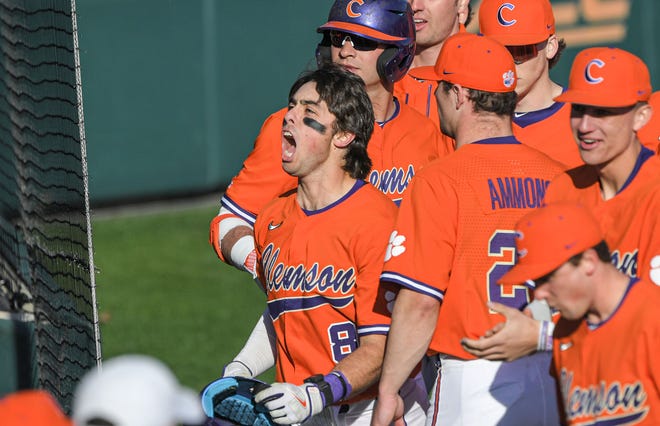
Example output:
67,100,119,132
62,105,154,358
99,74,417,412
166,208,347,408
256,188,297,219
519,143,567,171
621,278,660,324
552,164,599,189
639,151,660,176
352,182,398,213
261,107,288,129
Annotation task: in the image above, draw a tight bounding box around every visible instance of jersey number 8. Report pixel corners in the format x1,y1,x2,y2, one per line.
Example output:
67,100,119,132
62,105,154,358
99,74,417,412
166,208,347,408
328,322,358,363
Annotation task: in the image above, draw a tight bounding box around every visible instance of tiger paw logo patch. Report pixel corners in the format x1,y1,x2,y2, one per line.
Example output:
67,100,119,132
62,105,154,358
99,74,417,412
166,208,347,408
385,231,406,262
650,255,660,286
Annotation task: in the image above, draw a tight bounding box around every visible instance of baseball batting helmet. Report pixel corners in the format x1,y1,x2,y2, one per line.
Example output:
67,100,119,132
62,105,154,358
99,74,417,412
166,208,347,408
316,0,415,85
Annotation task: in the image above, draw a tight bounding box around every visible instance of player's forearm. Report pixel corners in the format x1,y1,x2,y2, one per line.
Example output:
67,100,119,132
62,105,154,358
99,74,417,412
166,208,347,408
221,225,254,265
379,288,439,398
212,207,258,276
332,334,387,399
225,309,276,378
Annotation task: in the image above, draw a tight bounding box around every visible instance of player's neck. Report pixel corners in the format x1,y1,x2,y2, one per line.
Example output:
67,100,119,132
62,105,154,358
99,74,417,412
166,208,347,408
454,114,514,149
411,43,443,68
515,77,563,112
368,88,396,123
586,265,631,325
595,141,642,200
297,172,356,212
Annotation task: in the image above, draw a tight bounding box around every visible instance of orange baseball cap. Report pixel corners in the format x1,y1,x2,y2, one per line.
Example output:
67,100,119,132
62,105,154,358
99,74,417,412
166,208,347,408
410,32,516,93
478,0,555,46
555,47,652,108
637,91,660,152
499,203,603,287
0,390,73,426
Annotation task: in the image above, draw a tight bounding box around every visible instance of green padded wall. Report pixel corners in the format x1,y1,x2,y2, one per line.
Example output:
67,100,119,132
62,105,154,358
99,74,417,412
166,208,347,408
77,0,659,205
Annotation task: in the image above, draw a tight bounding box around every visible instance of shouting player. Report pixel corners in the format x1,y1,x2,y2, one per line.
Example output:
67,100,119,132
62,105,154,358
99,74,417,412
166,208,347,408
243,64,426,425
371,32,563,426
462,47,660,366
499,203,660,425
211,0,446,280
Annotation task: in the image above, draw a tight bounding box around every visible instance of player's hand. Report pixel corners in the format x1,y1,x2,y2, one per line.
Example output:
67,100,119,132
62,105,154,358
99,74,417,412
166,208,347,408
371,393,405,426
254,382,325,425
222,360,253,378
460,302,539,361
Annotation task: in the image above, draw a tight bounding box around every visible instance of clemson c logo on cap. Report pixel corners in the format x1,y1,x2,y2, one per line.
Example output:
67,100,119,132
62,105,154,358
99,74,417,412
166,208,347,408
346,0,364,18
585,59,605,84
497,3,516,27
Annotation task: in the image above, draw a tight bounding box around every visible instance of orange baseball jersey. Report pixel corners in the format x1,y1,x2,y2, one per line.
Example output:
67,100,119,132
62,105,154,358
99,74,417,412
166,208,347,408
394,73,439,128
380,136,564,359
553,277,660,425
221,99,447,226
545,147,660,285
512,100,583,169
394,74,456,151
253,180,396,401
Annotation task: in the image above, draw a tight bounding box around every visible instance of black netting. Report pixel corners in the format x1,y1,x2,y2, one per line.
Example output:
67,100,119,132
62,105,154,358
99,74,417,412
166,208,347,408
0,0,99,413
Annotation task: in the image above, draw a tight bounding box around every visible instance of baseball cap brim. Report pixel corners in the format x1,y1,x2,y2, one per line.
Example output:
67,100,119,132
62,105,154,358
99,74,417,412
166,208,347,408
499,260,561,288
554,90,644,108
318,21,406,42
486,33,548,46
408,65,440,82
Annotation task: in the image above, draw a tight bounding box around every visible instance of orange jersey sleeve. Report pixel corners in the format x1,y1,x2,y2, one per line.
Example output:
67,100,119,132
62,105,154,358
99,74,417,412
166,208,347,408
545,149,660,285
253,181,397,396
380,137,564,359
221,108,297,224
553,278,660,425
512,101,583,169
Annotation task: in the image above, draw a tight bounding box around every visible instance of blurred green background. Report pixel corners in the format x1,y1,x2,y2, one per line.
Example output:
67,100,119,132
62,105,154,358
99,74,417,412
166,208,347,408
92,203,274,389
76,0,658,206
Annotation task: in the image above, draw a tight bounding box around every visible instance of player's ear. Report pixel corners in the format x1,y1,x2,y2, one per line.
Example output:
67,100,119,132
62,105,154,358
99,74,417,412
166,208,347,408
457,0,470,26
453,84,469,110
545,35,558,61
579,248,599,276
333,131,356,148
632,103,652,132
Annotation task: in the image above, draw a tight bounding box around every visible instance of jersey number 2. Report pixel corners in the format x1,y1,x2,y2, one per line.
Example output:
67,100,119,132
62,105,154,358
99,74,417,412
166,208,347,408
487,230,529,310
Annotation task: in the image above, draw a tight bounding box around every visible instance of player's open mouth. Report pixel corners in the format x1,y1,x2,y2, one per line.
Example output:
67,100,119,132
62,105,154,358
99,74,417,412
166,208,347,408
282,130,296,161
577,136,599,151
414,17,427,32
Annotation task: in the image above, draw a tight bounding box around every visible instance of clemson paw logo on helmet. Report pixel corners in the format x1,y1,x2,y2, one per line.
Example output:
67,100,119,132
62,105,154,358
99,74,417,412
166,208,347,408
384,231,406,262
650,255,660,286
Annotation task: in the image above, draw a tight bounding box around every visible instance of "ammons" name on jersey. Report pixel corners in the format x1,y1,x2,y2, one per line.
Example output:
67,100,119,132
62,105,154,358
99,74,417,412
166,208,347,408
487,177,552,210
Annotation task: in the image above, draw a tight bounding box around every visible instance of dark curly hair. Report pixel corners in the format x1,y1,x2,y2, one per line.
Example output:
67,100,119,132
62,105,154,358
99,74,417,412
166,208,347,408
289,63,374,179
